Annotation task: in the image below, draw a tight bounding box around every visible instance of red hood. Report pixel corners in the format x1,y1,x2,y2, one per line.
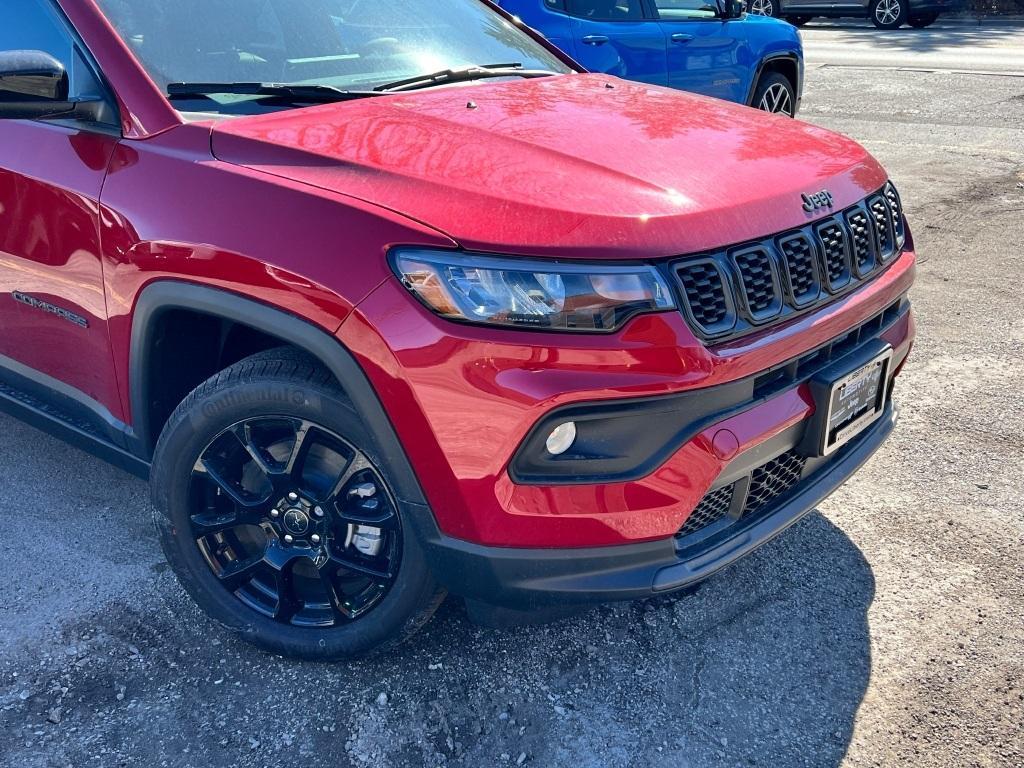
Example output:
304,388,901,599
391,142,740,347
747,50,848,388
211,74,887,259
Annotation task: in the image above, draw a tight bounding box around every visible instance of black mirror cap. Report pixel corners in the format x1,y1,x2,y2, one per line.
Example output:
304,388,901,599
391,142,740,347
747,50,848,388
0,49,69,102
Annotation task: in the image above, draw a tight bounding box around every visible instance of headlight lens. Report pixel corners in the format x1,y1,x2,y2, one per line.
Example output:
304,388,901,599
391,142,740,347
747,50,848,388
391,250,675,332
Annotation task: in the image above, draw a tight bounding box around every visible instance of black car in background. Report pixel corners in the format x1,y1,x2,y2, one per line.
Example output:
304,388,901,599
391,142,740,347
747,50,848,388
749,0,961,29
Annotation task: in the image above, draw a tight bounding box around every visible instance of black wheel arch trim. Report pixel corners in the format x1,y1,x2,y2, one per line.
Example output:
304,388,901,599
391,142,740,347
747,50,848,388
129,280,429,507
746,51,802,109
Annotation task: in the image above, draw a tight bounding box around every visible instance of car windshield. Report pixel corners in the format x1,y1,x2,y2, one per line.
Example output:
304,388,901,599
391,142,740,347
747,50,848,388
94,0,572,115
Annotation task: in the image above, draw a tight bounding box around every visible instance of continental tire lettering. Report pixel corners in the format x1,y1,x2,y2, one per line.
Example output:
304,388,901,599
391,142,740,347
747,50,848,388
200,386,311,419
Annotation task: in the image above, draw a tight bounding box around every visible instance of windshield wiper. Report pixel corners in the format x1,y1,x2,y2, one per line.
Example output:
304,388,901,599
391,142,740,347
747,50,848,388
373,63,560,93
167,82,384,103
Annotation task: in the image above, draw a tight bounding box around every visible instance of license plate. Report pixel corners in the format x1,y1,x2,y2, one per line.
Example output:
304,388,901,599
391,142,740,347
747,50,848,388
821,349,893,456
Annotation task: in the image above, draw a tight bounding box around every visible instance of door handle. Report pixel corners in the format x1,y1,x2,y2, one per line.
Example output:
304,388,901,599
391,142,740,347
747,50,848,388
671,33,695,43
581,35,610,45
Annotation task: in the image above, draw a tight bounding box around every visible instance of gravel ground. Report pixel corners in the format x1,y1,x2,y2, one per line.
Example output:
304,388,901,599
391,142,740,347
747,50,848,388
1,68,1022,768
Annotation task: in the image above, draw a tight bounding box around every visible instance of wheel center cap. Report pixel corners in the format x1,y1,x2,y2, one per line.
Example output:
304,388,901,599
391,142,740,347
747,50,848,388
282,508,311,535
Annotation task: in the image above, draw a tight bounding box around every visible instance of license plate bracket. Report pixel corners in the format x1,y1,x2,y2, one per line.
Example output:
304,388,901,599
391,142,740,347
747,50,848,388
803,342,894,457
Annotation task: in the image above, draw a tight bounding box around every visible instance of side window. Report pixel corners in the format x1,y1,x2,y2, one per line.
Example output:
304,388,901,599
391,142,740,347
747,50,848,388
566,0,644,21
0,0,111,104
652,0,720,19
544,0,567,10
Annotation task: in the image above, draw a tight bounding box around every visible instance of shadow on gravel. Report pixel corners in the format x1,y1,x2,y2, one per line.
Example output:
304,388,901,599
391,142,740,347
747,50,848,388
805,22,1023,53
0,425,877,768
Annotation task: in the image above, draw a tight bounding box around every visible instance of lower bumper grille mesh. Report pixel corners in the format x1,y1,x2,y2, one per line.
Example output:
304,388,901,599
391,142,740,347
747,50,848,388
677,484,733,537
676,449,807,541
743,450,807,517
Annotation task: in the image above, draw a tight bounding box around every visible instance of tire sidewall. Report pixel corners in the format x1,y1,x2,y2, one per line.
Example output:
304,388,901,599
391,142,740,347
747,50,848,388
151,371,438,659
752,72,795,117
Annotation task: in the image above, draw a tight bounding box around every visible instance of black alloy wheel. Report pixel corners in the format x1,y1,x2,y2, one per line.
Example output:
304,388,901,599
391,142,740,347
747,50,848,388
190,417,400,627
151,348,444,658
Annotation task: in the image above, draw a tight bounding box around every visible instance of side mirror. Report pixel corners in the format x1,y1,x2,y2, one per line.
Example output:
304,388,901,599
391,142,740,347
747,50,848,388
725,0,747,17
0,49,101,121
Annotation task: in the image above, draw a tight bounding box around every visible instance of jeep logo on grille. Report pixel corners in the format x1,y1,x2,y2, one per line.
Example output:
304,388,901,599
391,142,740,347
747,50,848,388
801,190,834,213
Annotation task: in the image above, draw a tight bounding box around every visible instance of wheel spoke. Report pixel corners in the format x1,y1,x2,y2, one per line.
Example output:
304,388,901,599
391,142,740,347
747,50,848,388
282,420,315,479
194,459,270,512
328,552,393,581
318,565,356,621
336,502,399,530
326,451,374,502
217,553,267,591
190,508,262,536
273,557,303,623
228,422,277,478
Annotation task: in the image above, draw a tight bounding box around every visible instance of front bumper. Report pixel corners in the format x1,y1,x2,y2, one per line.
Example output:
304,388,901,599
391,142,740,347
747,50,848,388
339,246,917,549
411,399,897,608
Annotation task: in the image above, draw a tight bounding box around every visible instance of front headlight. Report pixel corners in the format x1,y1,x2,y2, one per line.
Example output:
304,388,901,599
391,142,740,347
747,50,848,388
391,250,675,333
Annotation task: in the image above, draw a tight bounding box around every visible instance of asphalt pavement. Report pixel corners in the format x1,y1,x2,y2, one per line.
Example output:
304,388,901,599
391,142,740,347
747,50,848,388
1,26,1023,768
801,18,1024,74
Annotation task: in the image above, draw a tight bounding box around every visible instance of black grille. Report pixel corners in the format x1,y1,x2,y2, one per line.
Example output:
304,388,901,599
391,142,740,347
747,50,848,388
670,183,905,344
777,233,819,307
869,195,894,261
845,208,877,278
731,246,781,322
743,450,807,517
817,221,852,291
675,260,734,336
677,484,733,538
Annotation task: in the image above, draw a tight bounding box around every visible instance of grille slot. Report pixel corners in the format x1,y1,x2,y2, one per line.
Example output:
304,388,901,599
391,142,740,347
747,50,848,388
730,246,782,322
845,207,877,278
675,260,735,337
884,182,905,248
869,195,894,262
743,450,807,518
677,484,733,539
777,233,820,308
670,184,905,345
816,221,852,292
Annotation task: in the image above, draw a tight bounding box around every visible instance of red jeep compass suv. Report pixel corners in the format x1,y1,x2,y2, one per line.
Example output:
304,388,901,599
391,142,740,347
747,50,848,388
0,0,915,658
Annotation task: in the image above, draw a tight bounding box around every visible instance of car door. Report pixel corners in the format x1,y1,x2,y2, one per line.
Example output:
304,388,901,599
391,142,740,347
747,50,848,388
0,0,125,427
565,0,668,86
651,0,749,103
778,0,833,14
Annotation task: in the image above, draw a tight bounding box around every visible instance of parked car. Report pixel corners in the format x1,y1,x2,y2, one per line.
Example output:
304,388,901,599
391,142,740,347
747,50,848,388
1,0,915,658
748,0,960,30
496,0,804,116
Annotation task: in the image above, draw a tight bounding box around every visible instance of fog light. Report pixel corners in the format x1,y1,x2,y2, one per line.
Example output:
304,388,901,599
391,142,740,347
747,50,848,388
545,421,577,455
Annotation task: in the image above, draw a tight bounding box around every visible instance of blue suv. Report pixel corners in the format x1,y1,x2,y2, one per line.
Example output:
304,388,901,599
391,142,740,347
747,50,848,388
494,0,804,116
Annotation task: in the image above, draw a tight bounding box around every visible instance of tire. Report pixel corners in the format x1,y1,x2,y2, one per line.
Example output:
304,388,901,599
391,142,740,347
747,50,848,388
150,347,445,659
751,71,796,117
786,15,814,26
907,12,939,27
870,0,908,29
748,0,779,17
